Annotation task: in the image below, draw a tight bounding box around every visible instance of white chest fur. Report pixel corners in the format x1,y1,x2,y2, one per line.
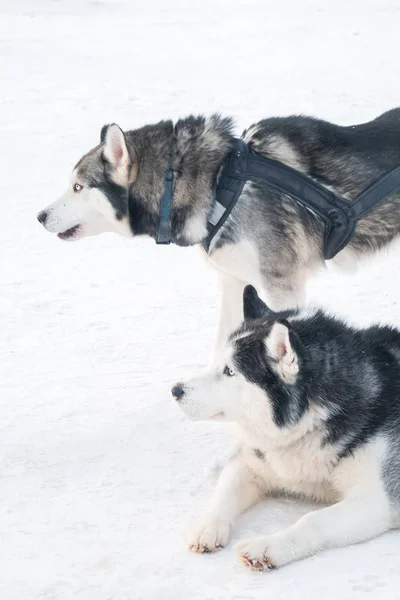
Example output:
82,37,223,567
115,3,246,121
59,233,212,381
241,430,341,504
203,240,262,286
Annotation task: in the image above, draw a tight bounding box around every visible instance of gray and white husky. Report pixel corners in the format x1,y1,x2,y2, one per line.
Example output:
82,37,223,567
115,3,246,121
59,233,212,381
37,109,400,349
172,285,400,571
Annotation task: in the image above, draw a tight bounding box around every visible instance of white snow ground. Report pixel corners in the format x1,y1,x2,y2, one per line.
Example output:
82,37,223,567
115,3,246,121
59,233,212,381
1,0,400,598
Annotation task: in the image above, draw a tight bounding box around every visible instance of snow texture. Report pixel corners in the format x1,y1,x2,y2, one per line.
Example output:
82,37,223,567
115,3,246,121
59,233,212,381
2,0,400,598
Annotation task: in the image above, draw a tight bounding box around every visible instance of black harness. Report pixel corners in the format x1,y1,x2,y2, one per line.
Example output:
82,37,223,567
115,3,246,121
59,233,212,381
157,138,400,259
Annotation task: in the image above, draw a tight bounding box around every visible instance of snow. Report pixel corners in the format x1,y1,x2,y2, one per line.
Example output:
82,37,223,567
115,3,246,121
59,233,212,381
2,0,400,597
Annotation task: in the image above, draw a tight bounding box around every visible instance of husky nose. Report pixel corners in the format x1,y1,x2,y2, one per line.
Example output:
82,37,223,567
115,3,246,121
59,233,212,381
37,210,47,225
171,383,185,400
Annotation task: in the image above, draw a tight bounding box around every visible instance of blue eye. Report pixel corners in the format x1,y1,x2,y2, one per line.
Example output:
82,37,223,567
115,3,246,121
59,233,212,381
73,183,83,193
223,365,235,377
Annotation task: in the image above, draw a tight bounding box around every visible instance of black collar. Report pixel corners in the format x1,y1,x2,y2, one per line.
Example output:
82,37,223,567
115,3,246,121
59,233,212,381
203,138,400,260
156,159,175,245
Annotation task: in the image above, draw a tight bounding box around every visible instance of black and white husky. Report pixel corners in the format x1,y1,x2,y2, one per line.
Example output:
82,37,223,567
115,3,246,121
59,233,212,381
37,110,400,350
172,286,400,571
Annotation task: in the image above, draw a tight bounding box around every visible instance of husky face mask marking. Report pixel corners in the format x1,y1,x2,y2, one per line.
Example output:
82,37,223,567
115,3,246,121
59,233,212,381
173,286,304,431
37,124,134,241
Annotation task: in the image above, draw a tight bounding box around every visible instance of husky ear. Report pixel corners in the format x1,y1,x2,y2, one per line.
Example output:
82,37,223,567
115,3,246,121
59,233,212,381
102,123,129,168
243,285,272,320
265,321,298,383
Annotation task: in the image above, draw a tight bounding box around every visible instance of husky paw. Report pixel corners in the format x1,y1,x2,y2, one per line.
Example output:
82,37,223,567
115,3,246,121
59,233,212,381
188,517,231,553
235,536,279,571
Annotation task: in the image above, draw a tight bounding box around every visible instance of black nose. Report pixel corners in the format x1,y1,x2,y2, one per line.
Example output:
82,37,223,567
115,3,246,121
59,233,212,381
37,210,47,225
171,383,185,400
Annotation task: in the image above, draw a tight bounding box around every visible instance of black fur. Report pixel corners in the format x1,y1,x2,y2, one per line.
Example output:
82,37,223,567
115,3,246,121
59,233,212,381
243,285,273,320
128,193,159,237
87,157,129,219
233,287,400,467
100,124,110,143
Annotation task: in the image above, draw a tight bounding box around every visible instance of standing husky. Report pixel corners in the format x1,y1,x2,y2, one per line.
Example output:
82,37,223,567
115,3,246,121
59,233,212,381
172,286,400,571
37,109,400,349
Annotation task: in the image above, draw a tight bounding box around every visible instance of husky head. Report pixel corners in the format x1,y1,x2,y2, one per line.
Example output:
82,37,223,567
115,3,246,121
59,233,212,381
37,124,136,241
37,114,235,244
172,286,307,434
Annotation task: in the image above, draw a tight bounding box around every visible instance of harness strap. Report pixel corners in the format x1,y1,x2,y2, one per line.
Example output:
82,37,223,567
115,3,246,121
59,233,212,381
243,146,356,259
204,138,400,260
350,164,400,218
206,140,248,245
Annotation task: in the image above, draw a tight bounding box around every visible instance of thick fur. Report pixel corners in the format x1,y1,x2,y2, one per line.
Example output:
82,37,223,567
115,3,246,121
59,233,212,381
172,286,400,571
38,109,400,347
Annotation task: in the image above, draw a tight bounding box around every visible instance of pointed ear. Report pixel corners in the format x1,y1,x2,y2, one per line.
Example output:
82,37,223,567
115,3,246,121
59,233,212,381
265,321,298,383
102,123,129,168
243,285,272,320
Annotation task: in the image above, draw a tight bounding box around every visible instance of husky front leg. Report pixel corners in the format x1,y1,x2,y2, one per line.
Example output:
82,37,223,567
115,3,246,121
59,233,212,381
263,265,309,312
188,456,263,553
236,493,391,570
213,274,247,360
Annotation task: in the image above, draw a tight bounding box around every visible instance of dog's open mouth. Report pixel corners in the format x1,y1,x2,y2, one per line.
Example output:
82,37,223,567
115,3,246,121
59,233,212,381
57,225,81,240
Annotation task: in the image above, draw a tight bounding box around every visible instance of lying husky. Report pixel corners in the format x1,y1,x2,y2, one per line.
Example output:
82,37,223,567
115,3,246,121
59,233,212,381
172,286,400,570
37,109,400,349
